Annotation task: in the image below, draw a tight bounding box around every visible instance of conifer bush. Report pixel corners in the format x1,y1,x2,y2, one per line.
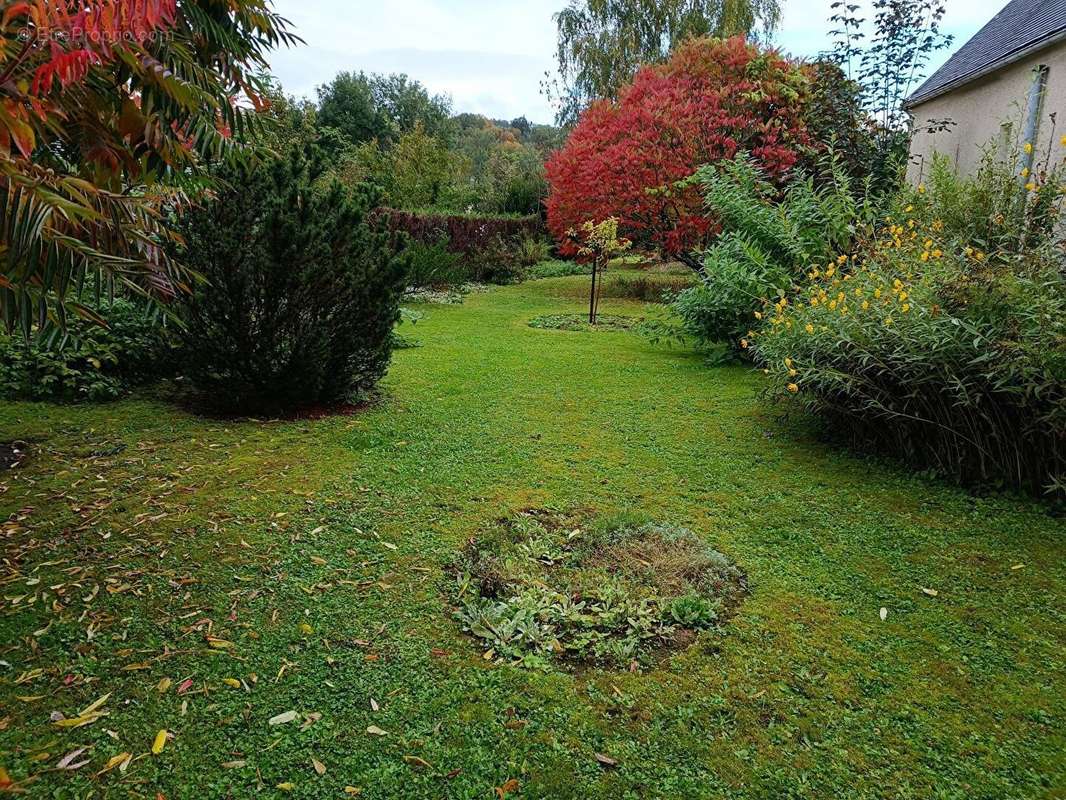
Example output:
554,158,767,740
175,150,409,415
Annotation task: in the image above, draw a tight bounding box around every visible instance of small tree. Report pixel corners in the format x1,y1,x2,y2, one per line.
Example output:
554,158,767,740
565,219,632,325
175,149,409,415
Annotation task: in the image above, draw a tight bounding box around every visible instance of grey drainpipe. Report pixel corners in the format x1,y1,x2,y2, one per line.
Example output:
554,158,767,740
1018,65,1049,183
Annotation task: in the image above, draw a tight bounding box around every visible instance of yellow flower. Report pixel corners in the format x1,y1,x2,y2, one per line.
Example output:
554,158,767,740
1021,167,1030,178
899,291,908,302
920,251,930,262
754,311,763,320
837,255,848,265
805,323,815,334
1025,181,1036,192
740,339,749,349
874,288,882,299
1023,142,1033,154
789,368,798,377
787,383,799,394
917,184,926,194
861,300,870,311
932,249,942,259
901,303,911,313
1061,134,1066,147
784,358,793,368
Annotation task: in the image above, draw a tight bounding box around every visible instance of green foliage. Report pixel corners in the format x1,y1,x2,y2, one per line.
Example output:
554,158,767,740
0,301,173,402
316,71,452,149
525,260,590,279
752,147,1066,496
174,149,409,415
516,236,553,267
405,240,468,288
548,0,782,124
671,152,869,346
452,511,745,669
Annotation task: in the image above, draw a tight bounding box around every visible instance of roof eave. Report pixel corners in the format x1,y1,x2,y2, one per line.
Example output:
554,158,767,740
904,29,1066,110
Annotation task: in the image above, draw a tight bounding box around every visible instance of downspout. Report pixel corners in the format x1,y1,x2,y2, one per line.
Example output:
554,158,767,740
1018,65,1049,183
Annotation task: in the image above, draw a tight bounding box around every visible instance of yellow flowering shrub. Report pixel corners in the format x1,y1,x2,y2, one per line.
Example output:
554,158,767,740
749,147,1066,496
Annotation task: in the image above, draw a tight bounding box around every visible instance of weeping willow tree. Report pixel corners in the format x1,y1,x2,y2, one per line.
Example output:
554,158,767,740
545,0,782,125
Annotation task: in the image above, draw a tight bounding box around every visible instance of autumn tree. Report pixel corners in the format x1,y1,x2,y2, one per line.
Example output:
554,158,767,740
0,0,298,331
545,36,810,272
547,0,782,124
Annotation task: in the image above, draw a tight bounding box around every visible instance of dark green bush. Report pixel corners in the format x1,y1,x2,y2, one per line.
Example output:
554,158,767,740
175,149,408,415
406,239,468,288
0,300,173,402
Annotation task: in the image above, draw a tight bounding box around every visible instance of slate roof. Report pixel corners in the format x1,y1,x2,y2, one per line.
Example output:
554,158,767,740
905,0,1066,108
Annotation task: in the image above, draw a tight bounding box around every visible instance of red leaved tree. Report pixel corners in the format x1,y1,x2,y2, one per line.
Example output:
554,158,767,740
545,36,810,272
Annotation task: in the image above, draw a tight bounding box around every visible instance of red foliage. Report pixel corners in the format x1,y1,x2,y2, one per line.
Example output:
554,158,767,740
546,36,811,260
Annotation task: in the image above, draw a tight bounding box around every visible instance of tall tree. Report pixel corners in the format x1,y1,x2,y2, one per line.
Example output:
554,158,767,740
0,0,298,332
316,71,452,149
827,0,952,187
545,37,809,271
546,0,782,124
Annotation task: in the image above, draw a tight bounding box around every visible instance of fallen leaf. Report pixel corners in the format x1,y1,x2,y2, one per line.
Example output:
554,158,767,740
56,748,90,770
222,760,247,769
403,755,432,770
496,778,520,798
879,607,888,621
276,782,295,791
595,752,619,767
157,677,172,693
151,729,168,755
366,725,388,736
311,756,326,775
269,711,299,726
222,678,242,689
1011,563,1025,570
100,752,132,774
0,767,11,790
921,588,939,597
369,698,379,712
298,623,314,636
344,788,362,796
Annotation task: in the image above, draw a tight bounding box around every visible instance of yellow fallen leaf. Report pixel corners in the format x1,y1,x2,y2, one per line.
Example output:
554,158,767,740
53,712,108,728
344,788,362,796
100,752,131,774
222,678,242,689
921,587,939,597
0,766,12,790
311,756,326,775
151,729,168,755
298,623,314,636
157,677,172,693
366,725,387,736
79,692,111,717
277,782,295,791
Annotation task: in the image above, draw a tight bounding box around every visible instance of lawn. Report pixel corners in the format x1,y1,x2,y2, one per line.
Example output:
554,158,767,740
0,275,1063,799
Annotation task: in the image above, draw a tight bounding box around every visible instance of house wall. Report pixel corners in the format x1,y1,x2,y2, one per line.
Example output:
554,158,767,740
906,43,1066,183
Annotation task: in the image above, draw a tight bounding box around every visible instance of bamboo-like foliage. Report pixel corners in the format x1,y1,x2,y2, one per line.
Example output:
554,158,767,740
0,0,298,332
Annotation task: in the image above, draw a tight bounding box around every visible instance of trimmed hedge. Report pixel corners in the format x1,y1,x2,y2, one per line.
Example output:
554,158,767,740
377,208,543,284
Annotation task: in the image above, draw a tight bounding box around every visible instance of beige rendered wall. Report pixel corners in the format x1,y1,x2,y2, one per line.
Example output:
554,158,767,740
906,43,1066,183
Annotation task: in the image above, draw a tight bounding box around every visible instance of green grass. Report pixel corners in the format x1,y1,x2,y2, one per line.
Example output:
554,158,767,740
0,275,1063,799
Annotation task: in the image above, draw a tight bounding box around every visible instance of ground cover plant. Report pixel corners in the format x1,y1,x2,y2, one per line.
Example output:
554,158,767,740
528,313,643,332
0,274,1062,798
452,509,747,670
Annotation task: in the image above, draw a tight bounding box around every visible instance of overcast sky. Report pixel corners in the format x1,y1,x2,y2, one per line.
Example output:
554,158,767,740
266,0,996,124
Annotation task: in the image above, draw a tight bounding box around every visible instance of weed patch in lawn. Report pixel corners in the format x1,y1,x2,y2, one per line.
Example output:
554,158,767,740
450,509,747,671
528,314,641,332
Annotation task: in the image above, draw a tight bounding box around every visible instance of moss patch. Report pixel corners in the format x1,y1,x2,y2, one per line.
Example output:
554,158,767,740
450,510,747,670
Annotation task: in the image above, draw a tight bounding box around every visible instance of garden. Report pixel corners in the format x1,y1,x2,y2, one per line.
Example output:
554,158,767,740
0,1,1063,798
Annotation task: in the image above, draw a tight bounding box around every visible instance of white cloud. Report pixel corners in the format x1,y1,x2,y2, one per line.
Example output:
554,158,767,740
264,0,989,123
